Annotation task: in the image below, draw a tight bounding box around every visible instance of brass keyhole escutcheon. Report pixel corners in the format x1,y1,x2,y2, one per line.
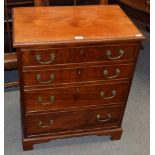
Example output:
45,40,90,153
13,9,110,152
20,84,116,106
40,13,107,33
77,68,81,75
76,88,80,93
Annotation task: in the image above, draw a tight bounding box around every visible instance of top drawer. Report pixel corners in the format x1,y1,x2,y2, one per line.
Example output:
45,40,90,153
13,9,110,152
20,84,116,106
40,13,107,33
20,44,138,67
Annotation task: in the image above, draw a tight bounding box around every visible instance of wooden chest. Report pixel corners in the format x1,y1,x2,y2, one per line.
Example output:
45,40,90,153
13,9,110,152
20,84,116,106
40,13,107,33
13,5,145,150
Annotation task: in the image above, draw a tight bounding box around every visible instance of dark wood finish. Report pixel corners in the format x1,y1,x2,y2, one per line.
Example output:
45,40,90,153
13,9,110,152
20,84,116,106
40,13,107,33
23,63,134,87
120,0,149,13
111,129,122,140
4,53,17,69
34,0,107,6
118,0,150,27
108,0,150,27
100,0,108,4
4,81,19,87
4,0,108,88
4,0,35,88
13,5,145,150
34,0,43,6
20,44,138,67
22,127,123,150
4,53,19,87
6,0,33,6
24,81,129,113
26,105,123,135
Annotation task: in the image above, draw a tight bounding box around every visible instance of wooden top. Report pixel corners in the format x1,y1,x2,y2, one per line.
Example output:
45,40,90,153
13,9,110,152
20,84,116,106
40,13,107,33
13,5,144,47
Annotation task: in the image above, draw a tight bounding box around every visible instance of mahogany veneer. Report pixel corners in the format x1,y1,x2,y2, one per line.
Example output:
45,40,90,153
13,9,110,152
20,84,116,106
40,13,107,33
20,44,137,67
23,63,134,87
13,5,145,150
24,81,130,113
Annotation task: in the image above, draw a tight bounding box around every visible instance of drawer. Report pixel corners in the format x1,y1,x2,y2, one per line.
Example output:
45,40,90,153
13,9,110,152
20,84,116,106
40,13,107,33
21,45,137,67
24,81,129,113
23,64,134,87
25,105,123,135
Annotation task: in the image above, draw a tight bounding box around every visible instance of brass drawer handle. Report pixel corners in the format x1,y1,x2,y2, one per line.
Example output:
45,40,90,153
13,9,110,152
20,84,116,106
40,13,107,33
37,96,55,105
97,114,111,122
106,49,124,60
100,90,116,99
36,74,55,84
35,53,55,65
38,120,54,128
103,68,120,79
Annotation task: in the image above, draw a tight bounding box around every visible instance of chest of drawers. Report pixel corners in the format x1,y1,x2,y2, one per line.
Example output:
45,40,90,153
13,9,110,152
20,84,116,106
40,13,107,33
13,5,145,150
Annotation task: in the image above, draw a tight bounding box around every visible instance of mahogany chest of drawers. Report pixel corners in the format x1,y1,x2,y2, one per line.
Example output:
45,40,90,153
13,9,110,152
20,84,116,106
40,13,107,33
13,5,145,150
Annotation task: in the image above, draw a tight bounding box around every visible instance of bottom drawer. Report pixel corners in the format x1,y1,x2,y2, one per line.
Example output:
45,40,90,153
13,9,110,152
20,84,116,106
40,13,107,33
25,105,124,136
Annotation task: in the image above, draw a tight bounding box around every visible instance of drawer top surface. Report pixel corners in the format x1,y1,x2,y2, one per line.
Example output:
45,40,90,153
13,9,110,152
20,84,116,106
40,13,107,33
13,5,144,47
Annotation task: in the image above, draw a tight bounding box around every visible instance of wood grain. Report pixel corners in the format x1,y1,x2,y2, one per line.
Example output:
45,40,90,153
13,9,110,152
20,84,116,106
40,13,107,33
22,127,123,150
22,63,134,87
20,44,138,67
24,81,129,113
4,53,17,69
25,105,123,135
13,5,144,47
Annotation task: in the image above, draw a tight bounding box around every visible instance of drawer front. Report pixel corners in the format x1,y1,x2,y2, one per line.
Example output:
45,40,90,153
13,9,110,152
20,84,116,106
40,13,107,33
26,105,123,135
24,82,129,113
23,64,134,87
21,45,137,67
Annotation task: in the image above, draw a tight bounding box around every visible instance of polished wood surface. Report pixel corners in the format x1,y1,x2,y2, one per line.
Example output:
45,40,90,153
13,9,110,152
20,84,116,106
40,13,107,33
26,105,123,135
100,0,108,4
119,0,150,27
120,0,149,13
24,81,129,113
20,44,138,67
109,0,150,27
34,0,43,6
34,0,105,6
23,63,134,87
4,53,17,69
4,81,19,87
23,127,123,150
13,5,144,47
13,5,144,150
4,53,18,87
4,0,105,88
